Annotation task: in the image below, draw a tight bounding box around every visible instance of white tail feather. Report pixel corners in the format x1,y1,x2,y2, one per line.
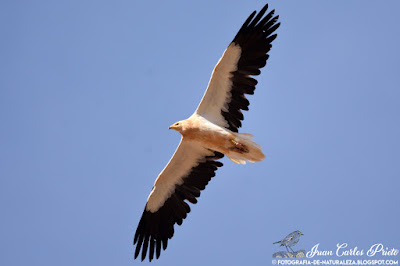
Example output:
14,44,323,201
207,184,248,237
226,133,265,164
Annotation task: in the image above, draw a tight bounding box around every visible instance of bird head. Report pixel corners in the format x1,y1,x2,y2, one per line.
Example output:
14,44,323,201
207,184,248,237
169,121,183,132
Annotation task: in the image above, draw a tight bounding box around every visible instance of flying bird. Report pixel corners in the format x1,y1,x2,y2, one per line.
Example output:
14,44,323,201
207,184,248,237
273,231,304,253
134,3,280,261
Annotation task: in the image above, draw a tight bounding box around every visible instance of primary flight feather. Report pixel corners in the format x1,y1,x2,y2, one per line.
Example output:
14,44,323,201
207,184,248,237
133,3,280,261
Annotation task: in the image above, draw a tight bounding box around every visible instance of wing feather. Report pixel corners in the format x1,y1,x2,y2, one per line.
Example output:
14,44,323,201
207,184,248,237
195,3,280,132
133,139,224,261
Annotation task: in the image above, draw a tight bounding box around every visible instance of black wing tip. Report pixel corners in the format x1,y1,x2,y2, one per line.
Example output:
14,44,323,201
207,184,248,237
133,150,224,262
223,4,280,132
233,4,280,44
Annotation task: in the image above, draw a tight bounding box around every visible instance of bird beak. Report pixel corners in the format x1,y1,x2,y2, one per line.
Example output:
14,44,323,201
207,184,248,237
169,123,182,131
301,233,304,235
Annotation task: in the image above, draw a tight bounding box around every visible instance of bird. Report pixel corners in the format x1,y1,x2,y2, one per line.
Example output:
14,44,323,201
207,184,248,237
133,3,280,261
273,231,304,253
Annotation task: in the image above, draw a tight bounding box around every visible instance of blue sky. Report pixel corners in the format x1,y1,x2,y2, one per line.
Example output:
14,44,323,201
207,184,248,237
1,0,399,265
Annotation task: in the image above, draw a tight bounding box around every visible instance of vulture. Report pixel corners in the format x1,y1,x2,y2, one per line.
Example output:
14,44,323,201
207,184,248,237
134,3,280,261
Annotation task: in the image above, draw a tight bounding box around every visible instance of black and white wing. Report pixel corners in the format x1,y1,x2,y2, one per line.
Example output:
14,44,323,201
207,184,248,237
133,139,223,261
196,3,280,132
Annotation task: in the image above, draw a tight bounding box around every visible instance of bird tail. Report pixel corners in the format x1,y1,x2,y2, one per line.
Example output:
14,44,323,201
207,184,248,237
273,241,281,244
226,133,265,164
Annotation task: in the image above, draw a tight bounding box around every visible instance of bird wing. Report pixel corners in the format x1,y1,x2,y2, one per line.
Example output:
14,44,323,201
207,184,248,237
289,236,294,240
284,236,294,244
195,3,280,132
133,139,223,261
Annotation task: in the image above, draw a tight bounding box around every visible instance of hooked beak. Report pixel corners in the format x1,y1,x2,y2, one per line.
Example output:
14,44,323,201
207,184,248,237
169,124,179,131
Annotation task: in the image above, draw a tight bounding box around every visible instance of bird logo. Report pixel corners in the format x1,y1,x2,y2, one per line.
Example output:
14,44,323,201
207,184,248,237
273,231,304,253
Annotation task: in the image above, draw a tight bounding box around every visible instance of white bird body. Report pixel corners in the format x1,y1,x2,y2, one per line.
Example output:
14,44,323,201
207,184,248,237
180,113,265,164
147,113,264,213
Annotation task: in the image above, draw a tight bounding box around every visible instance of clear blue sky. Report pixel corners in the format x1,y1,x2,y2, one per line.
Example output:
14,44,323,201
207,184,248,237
1,1,399,265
